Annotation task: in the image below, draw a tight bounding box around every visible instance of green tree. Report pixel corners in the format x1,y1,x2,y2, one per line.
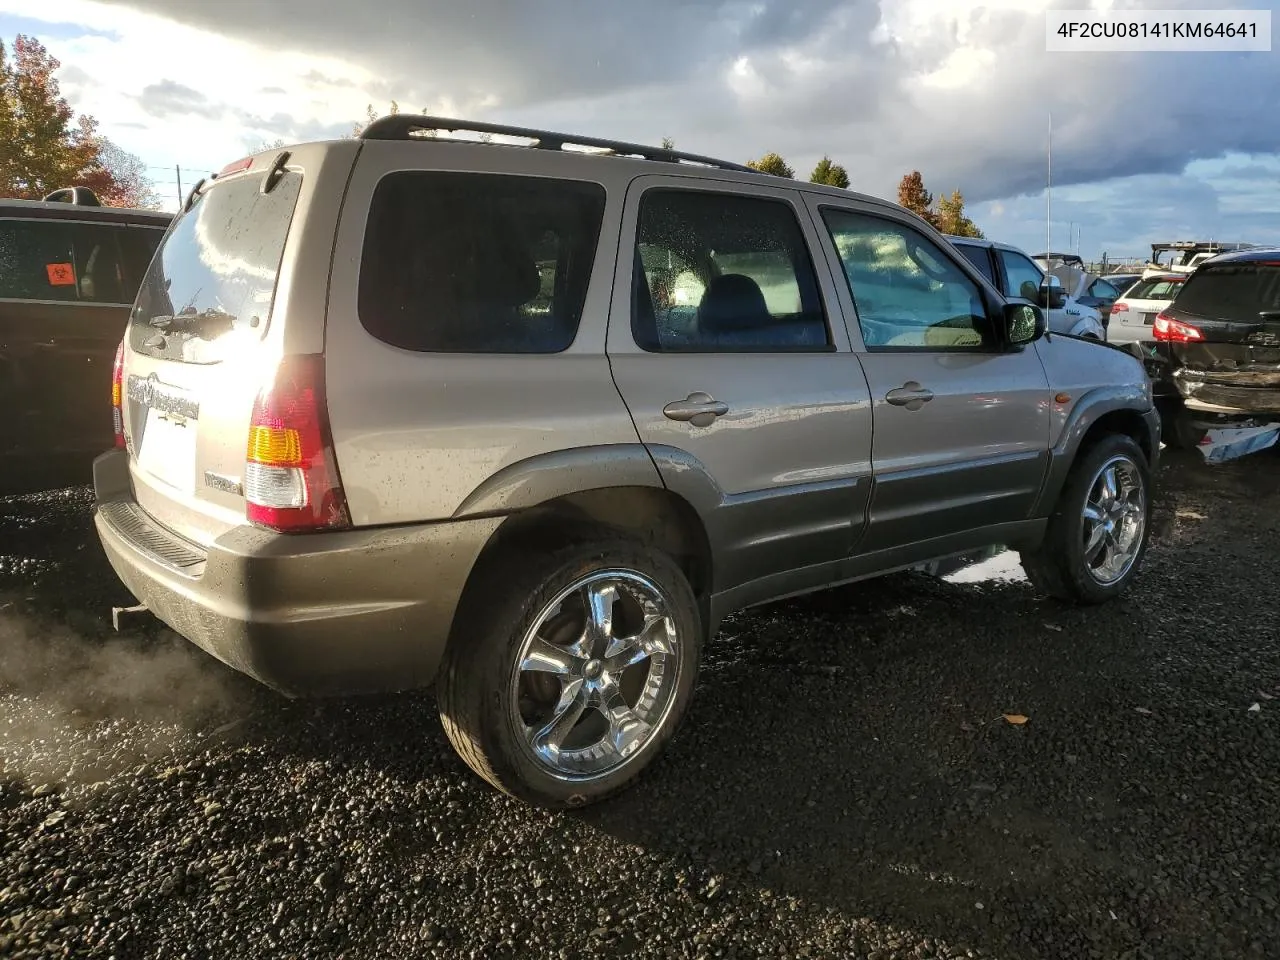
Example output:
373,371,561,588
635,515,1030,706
660,136,675,150
746,152,794,178
935,188,984,238
809,155,850,189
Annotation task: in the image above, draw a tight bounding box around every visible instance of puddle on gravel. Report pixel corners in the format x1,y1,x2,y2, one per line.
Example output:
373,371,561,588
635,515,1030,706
0,609,252,789
940,550,1028,585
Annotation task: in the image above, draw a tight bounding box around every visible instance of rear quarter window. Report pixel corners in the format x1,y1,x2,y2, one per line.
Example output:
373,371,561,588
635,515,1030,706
953,243,996,285
0,218,163,305
357,172,607,354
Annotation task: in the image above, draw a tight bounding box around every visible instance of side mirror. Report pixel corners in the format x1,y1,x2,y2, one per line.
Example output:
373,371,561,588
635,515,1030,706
1004,302,1045,346
1041,275,1067,310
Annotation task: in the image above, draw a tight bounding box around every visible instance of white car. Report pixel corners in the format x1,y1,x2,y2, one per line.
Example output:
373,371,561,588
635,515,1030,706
948,237,1107,339
1107,273,1186,343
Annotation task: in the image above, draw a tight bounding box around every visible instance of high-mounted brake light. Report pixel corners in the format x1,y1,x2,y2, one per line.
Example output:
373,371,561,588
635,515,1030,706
218,157,254,177
111,340,126,449
1152,313,1204,343
244,355,350,533
1112,302,1129,313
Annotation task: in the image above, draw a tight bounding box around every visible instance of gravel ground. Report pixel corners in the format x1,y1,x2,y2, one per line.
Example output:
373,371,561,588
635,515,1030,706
1,448,1278,960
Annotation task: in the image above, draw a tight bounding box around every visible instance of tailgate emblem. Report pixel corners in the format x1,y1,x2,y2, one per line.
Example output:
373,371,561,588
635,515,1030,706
204,471,243,496
1245,331,1280,347
127,373,200,420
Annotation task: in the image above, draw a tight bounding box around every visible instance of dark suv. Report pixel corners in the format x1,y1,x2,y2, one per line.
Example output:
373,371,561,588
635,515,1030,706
0,188,170,494
1150,248,1280,444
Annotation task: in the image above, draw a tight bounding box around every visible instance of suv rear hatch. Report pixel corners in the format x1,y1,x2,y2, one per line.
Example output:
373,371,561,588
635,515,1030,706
1157,259,1280,415
119,145,353,546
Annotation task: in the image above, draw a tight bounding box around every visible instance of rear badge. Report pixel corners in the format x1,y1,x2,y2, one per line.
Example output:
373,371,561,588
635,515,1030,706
204,471,243,496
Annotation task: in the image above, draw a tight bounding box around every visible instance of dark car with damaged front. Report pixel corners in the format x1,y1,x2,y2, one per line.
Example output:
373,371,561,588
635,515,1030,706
1146,248,1280,443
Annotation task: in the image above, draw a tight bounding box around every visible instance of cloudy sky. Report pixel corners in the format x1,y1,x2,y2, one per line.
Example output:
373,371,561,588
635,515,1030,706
2,0,1277,260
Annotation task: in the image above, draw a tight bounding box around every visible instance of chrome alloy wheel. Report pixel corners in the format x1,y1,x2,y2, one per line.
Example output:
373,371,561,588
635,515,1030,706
1081,454,1147,586
509,570,682,781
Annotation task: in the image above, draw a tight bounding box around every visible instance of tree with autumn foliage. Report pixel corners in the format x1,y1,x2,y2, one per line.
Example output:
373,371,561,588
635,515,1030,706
897,171,937,227
746,152,794,178
809,155,850,189
896,171,983,237
935,188,983,238
0,35,156,206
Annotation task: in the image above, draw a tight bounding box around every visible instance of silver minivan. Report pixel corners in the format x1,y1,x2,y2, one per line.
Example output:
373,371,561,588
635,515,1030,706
94,117,1160,807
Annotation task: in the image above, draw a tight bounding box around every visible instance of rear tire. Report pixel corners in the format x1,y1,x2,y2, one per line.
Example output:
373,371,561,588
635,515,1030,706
438,536,702,808
1019,434,1152,604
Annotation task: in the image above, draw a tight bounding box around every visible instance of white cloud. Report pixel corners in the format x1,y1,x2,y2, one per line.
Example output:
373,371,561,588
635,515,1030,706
1,0,1277,255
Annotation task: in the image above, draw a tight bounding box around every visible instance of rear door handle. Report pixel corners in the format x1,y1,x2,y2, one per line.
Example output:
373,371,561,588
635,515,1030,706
663,391,729,427
885,382,934,411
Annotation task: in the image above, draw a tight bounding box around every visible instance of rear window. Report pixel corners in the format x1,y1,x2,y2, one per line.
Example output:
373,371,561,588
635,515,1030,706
357,172,606,353
129,169,303,363
0,218,163,305
1124,277,1185,301
1173,262,1280,322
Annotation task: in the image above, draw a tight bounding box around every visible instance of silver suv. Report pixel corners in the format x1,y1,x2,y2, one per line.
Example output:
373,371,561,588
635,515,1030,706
93,116,1160,808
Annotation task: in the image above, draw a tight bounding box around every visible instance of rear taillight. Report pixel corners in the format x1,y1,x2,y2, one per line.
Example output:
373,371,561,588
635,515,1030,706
1152,313,1204,343
112,340,125,449
1112,302,1129,313
244,354,350,533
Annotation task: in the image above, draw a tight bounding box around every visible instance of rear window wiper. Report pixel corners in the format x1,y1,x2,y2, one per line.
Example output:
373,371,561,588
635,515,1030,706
148,308,238,333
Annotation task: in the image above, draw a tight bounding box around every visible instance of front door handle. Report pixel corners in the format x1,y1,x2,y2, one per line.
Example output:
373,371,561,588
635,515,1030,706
663,391,729,427
885,381,935,411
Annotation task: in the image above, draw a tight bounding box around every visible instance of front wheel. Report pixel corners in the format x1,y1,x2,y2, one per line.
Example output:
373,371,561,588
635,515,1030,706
438,537,702,808
1019,434,1152,604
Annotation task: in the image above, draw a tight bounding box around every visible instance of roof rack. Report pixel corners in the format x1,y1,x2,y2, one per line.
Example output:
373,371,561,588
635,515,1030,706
359,114,757,174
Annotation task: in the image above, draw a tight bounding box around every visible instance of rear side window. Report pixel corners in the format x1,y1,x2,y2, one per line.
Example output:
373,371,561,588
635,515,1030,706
0,218,163,305
953,243,996,284
632,189,830,352
129,170,303,364
1174,263,1280,322
358,172,606,354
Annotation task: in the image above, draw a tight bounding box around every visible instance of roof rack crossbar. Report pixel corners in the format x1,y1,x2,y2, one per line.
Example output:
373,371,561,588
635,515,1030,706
359,114,757,174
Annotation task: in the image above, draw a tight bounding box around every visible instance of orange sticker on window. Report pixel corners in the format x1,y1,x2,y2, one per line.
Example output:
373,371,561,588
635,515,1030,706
46,262,76,286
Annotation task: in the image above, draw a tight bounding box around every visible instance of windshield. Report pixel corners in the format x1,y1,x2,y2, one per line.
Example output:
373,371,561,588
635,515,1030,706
1174,262,1280,323
128,169,303,363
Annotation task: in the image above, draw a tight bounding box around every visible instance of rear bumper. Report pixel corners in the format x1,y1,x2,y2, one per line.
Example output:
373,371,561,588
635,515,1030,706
92,449,502,697
1173,377,1280,417
1145,343,1280,416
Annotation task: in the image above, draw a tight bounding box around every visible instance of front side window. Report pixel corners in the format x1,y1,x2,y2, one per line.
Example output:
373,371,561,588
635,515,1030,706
358,172,606,354
632,189,830,352
0,218,163,306
998,249,1046,302
1089,278,1120,300
822,209,991,350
